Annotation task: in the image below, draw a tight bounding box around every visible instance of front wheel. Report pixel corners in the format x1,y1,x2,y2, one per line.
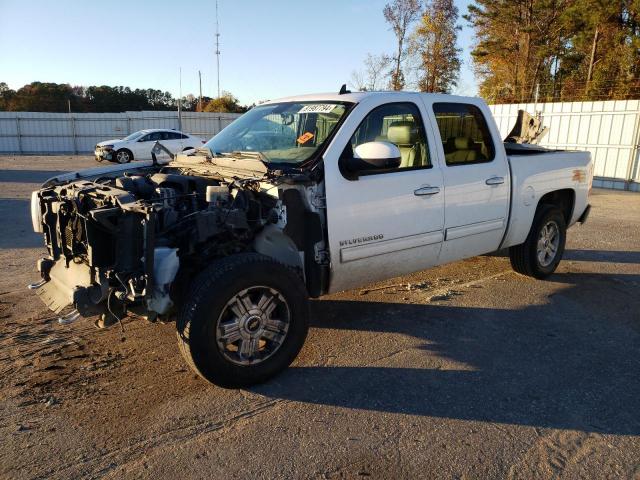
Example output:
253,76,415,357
509,206,567,279
115,149,132,163
177,253,309,388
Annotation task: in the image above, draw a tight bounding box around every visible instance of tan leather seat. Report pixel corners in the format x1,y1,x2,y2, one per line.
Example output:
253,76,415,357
387,121,419,168
445,137,477,164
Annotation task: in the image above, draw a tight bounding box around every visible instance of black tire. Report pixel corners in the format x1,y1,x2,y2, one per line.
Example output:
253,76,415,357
509,205,566,279
176,253,309,388
115,149,133,164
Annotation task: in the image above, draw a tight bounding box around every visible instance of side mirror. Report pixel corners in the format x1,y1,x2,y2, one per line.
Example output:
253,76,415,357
345,141,401,173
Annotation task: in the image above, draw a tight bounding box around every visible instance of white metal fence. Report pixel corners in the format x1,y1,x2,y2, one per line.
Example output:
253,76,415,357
1,101,639,191
0,111,242,155
490,100,640,191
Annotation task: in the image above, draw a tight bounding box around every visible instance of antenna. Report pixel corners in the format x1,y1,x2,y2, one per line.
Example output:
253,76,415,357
215,0,221,98
198,70,203,111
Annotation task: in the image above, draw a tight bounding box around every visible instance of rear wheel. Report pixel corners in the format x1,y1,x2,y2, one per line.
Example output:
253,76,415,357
509,206,566,279
177,253,309,388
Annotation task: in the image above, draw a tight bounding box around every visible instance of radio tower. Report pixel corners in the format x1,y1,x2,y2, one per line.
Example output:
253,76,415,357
215,0,221,98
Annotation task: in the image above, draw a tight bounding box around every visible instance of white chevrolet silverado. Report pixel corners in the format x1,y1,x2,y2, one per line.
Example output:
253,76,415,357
29,90,592,387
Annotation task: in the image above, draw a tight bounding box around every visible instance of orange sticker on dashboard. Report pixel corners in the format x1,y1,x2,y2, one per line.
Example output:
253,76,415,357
297,132,314,144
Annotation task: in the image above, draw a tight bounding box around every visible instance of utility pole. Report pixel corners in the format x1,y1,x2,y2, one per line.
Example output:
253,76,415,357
215,0,221,98
178,67,182,131
198,70,203,111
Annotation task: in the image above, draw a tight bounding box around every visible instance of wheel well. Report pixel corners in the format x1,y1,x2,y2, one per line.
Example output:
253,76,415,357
538,189,575,223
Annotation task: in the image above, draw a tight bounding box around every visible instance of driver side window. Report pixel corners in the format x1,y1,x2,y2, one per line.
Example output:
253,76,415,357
350,102,431,170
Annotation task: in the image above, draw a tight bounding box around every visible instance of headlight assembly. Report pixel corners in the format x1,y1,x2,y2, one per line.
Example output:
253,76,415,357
31,191,43,233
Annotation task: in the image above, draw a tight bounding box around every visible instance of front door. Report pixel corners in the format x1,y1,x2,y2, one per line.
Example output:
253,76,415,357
324,99,445,293
135,131,163,160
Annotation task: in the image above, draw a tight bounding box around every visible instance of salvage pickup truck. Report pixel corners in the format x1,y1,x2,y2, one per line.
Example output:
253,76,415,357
29,90,592,387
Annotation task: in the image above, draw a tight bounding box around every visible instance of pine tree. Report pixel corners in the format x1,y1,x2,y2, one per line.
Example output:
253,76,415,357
465,0,640,102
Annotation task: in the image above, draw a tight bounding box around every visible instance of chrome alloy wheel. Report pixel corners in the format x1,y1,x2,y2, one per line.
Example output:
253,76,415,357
536,220,560,267
116,150,130,163
216,286,291,366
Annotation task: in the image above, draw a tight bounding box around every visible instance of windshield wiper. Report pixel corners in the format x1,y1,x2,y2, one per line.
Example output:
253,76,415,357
230,150,269,163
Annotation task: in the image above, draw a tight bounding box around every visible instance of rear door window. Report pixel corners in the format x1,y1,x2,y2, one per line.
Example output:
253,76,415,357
432,103,495,165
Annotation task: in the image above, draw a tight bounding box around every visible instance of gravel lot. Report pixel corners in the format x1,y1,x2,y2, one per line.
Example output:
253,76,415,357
1,155,639,480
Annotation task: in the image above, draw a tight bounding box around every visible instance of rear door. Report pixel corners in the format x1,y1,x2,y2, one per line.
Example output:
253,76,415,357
324,97,445,293
424,100,510,263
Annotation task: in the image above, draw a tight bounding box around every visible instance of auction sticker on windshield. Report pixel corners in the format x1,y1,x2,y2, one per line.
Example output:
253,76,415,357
297,132,314,144
298,104,336,114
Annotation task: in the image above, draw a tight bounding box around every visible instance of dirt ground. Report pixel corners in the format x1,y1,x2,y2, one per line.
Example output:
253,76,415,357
0,155,639,480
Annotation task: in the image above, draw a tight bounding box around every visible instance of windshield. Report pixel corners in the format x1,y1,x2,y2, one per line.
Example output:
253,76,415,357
203,101,352,165
123,131,144,141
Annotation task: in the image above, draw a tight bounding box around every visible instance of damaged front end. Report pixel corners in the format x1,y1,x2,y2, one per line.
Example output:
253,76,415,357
29,153,311,326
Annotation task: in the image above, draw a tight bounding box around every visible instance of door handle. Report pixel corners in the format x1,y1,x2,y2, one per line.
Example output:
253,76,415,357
414,186,440,196
486,176,505,186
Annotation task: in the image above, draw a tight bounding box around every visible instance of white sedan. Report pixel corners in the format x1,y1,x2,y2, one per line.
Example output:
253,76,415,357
94,129,205,163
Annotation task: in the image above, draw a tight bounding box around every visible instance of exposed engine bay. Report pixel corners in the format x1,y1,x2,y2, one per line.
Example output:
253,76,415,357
30,152,328,325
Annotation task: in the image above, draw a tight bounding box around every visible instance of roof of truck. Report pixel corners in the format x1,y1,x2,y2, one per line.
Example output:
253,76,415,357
266,90,482,105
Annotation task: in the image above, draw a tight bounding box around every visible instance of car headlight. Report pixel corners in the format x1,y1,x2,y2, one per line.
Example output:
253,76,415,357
31,191,43,233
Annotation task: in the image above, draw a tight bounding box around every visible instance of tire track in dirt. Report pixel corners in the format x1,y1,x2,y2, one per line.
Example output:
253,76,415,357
27,397,286,479
507,430,600,479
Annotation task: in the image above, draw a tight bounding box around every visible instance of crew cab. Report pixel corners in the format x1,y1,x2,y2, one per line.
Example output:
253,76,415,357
29,91,592,388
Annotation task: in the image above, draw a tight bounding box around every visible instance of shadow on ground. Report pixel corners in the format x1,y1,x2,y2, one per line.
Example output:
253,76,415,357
0,169,66,184
255,270,640,436
564,249,640,264
0,199,43,249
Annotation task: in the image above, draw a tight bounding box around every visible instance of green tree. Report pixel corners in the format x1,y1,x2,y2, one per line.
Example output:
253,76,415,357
203,92,247,113
466,0,640,102
384,0,423,90
558,0,640,100
411,0,461,93
84,85,149,112
7,82,84,112
0,83,16,111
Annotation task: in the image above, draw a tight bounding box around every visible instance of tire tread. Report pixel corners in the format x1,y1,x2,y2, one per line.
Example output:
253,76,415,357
508,205,566,279
176,253,308,387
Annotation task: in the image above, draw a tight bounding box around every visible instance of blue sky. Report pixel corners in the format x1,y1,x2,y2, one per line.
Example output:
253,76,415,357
0,0,477,105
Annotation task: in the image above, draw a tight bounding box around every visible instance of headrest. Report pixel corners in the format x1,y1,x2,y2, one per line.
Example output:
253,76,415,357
387,121,416,145
453,137,473,149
